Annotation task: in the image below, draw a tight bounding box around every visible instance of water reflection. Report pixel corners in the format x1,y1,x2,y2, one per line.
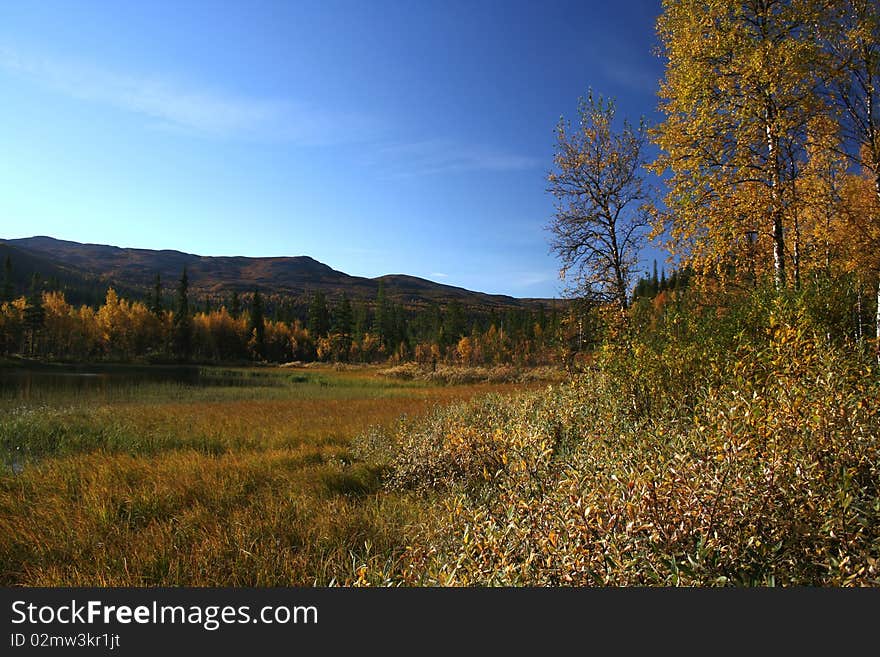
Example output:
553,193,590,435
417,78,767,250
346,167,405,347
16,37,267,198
0,365,282,401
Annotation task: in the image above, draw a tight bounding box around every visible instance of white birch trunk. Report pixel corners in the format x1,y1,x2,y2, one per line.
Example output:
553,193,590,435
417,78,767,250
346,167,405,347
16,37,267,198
876,277,880,364
876,173,880,363
766,111,785,291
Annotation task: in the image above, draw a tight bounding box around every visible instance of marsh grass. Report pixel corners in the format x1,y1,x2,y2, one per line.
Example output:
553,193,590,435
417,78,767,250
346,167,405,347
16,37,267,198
0,365,527,585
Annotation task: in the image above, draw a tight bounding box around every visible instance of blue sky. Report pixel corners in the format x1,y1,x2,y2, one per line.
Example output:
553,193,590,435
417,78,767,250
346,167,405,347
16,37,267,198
0,0,666,298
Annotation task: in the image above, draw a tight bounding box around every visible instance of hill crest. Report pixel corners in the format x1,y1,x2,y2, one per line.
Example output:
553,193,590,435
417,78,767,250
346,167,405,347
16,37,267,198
1,236,558,311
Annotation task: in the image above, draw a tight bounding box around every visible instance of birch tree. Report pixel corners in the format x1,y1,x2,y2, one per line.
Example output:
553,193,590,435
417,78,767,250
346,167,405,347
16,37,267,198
547,91,650,311
820,0,880,351
651,0,824,291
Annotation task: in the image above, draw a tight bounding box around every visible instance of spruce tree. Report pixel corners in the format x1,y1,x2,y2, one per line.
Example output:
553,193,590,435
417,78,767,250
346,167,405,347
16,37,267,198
373,282,388,346
445,300,466,343
334,294,353,361
230,291,241,318
353,301,368,342
23,273,45,356
2,255,12,302
429,304,443,346
308,291,330,338
172,267,192,360
150,273,163,316
388,302,406,352
250,289,266,359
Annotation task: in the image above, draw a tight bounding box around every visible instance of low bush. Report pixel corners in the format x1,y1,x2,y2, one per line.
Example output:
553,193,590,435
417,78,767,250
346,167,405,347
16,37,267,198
356,295,880,585
378,363,564,385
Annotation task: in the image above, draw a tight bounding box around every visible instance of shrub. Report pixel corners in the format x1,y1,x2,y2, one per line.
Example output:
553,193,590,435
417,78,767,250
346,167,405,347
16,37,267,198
358,294,880,586
378,363,564,385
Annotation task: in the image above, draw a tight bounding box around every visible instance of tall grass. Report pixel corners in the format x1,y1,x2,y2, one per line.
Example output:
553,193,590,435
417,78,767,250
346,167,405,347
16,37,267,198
0,366,527,585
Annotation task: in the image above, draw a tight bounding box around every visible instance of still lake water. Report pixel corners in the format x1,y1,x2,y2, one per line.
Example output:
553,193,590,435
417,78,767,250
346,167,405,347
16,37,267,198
0,365,283,403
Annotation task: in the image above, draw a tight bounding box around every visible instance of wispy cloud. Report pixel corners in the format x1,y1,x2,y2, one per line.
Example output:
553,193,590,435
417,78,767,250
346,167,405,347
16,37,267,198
515,272,555,287
430,272,449,279
583,30,662,96
0,46,375,143
369,139,541,178
598,59,661,95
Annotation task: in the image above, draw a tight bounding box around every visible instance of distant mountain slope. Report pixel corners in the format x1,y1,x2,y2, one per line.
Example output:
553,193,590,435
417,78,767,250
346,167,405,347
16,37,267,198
1,236,557,310
0,241,139,306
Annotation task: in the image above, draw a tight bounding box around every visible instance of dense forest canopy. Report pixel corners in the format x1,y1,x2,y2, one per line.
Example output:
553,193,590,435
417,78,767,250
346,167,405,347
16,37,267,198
0,265,579,366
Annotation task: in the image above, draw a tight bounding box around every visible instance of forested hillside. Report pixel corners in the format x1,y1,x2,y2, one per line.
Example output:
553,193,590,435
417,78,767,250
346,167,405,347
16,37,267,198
1,236,551,310
0,260,576,366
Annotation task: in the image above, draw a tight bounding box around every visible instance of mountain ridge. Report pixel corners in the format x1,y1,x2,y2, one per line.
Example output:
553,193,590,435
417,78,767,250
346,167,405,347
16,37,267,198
1,236,559,310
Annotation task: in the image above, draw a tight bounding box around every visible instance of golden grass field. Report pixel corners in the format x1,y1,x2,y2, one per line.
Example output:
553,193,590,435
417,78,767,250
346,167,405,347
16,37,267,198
0,365,533,585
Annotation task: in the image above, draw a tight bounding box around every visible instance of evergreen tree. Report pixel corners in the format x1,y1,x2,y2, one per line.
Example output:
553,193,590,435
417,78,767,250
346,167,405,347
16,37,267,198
307,291,330,338
277,298,288,324
250,289,265,359
150,273,163,316
230,290,241,318
445,300,466,343
2,255,12,302
333,294,353,361
23,273,45,356
633,275,649,300
353,301,368,342
549,304,560,348
172,267,192,360
373,282,389,345
429,303,444,345
389,302,408,351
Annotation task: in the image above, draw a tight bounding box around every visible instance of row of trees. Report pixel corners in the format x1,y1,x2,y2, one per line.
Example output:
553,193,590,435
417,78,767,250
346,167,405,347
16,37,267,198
654,0,879,301
1,268,582,366
548,0,879,349
631,261,692,301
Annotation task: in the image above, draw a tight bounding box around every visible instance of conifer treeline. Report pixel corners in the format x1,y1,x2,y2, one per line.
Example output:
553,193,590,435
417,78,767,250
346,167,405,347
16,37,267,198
0,267,576,366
